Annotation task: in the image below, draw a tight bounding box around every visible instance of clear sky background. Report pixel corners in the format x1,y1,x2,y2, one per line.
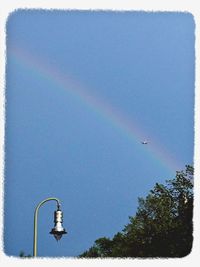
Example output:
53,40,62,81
4,10,194,257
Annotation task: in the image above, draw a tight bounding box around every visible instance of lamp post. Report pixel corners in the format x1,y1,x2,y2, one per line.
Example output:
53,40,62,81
33,197,67,257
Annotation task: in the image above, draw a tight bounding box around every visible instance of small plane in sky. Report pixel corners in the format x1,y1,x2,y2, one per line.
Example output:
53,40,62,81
141,140,148,144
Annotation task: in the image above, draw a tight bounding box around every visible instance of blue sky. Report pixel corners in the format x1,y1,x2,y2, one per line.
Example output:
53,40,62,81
4,10,194,257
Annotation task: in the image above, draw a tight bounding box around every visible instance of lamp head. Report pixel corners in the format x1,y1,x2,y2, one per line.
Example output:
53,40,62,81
50,210,67,241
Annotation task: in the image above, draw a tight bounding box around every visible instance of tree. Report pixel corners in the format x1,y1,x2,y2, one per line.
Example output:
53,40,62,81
79,165,193,258
19,250,32,258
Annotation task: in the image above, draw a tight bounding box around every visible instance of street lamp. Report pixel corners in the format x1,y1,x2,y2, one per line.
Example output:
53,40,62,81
50,208,67,241
33,197,67,257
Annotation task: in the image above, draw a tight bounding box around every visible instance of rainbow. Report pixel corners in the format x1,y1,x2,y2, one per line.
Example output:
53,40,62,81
8,45,183,173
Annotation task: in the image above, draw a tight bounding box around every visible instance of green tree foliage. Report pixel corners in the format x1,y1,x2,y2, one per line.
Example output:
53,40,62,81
19,250,32,258
79,165,193,258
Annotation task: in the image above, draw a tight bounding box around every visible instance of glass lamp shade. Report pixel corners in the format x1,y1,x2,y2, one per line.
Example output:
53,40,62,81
50,228,67,241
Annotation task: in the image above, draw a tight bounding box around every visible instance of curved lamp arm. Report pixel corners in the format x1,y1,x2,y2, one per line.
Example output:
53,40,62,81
33,197,63,257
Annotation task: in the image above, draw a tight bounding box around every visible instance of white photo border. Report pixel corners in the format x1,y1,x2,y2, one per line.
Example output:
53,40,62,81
0,1,199,266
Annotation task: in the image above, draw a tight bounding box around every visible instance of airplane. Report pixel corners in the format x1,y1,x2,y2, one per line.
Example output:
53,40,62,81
141,140,148,144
